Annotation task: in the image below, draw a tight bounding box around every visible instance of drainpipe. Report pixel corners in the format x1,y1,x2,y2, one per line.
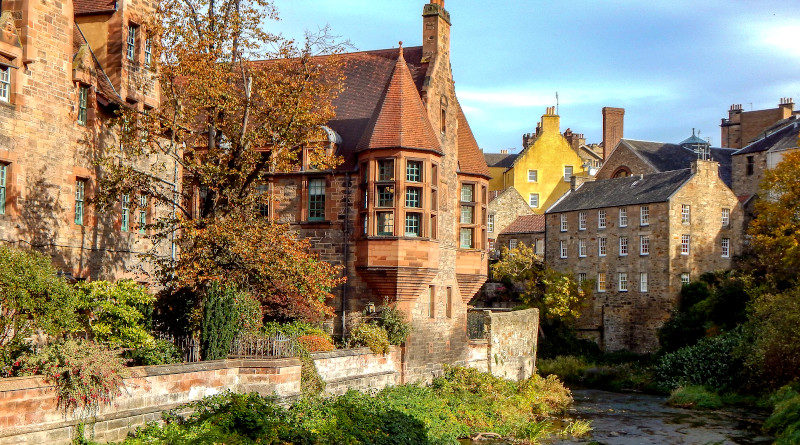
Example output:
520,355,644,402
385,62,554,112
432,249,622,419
341,173,353,339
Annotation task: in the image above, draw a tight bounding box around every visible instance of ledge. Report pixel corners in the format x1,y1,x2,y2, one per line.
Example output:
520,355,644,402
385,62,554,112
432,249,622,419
324,370,397,385
310,347,394,360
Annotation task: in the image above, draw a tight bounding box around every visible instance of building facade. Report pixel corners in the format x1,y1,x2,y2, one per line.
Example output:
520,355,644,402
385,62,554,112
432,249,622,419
545,160,743,352
0,0,172,280
721,98,798,150
487,187,532,254
496,214,545,255
263,0,490,381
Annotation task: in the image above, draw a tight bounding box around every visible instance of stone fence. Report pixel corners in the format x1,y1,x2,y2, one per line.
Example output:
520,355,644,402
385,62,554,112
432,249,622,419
311,347,401,396
467,308,539,381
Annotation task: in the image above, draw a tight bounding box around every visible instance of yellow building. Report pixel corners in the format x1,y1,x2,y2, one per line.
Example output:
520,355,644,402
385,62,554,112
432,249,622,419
485,107,586,214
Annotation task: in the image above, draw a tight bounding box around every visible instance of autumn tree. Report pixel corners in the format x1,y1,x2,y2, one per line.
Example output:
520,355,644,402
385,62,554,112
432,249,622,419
93,0,347,322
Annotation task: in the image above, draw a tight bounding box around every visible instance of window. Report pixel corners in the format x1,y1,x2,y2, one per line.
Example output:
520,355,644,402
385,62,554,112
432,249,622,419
144,36,152,66
429,286,435,318
527,170,538,182
560,214,567,232
127,24,138,61
308,178,325,221
529,193,539,208
640,273,648,292
377,185,394,207
579,211,586,230
681,204,691,224
488,214,495,233
460,205,473,224
0,66,10,103
619,236,628,256
363,215,369,235
0,162,6,215
461,184,474,203
598,209,607,228
681,234,690,255
446,287,453,319
597,273,606,292
618,273,628,292
721,208,730,227
405,212,421,237
578,273,587,285
440,106,446,133
746,156,754,176
578,239,587,257
535,239,544,255
405,187,422,208
564,165,573,182
138,195,147,233
77,85,89,125
619,208,627,227
75,179,86,225
121,193,130,232
509,238,518,249
681,273,690,285
378,159,394,181
257,184,269,217
640,235,649,255
560,241,567,258
721,238,730,258
406,160,422,182
460,228,473,249
599,237,607,256
640,205,649,226
377,211,394,236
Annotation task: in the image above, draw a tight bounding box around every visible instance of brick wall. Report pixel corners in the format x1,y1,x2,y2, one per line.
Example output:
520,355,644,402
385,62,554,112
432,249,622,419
602,107,624,160
595,142,655,180
310,347,401,396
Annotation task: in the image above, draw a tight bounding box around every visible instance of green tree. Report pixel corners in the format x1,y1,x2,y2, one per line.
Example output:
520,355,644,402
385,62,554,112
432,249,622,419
75,280,156,350
200,284,240,360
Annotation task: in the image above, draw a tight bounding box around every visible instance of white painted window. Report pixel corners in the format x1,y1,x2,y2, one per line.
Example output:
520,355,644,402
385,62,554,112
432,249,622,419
722,238,730,258
598,209,607,228
640,235,649,255
77,85,89,125
721,208,730,226
599,237,607,256
618,272,628,292
528,170,538,182
560,214,567,232
138,194,147,234
127,24,138,61
619,207,627,227
564,165,573,182
121,193,130,232
578,273,586,285
0,163,6,215
579,239,587,257
640,205,650,226
681,273,690,285
597,273,606,292
529,193,539,208
640,273,648,292
488,214,495,233
75,179,86,225
579,211,586,230
681,234,690,255
0,66,10,103
560,241,567,258
144,37,152,66
509,238,518,249
619,236,628,256
681,204,691,224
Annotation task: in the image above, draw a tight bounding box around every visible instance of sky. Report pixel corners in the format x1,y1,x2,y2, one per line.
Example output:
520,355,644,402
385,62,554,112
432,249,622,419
268,0,800,153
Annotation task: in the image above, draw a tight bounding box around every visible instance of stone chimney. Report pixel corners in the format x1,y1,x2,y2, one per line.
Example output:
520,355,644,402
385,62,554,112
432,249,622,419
540,106,560,134
422,0,451,62
779,97,794,118
602,107,625,160
570,174,593,191
691,159,719,179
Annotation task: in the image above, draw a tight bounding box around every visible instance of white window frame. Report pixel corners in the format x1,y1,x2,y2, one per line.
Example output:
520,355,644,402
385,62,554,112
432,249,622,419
640,273,648,292
681,273,690,285
618,207,627,227
0,66,10,103
527,169,538,182
560,240,567,258
721,208,730,227
487,214,495,233
509,238,518,249
619,236,628,256
579,211,586,230
681,204,691,224
578,273,586,285
560,214,567,232
0,162,6,215
529,193,539,208
121,193,130,232
127,24,137,62
599,237,607,257
144,36,152,66
597,273,606,292
138,194,147,234
640,235,649,255
578,239,587,257
721,238,730,258
618,272,628,292
564,165,573,182
681,234,690,255
640,205,650,226
598,209,607,228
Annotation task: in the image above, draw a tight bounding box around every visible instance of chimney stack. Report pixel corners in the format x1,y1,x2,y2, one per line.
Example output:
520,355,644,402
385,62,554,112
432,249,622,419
422,0,451,62
500,149,508,154
602,107,625,160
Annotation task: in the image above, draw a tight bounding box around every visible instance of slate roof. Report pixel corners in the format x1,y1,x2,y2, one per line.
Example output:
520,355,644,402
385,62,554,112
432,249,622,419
734,115,800,155
618,139,735,187
74,0,116,15
547,169,693,213
484,152,518,168
500,214,545,235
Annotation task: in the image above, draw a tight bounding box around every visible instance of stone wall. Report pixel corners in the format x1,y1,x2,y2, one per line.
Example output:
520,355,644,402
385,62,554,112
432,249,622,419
487,188,532,244
0,359,301,444
311,347,401,396
486,309,538,381
595,141,655,180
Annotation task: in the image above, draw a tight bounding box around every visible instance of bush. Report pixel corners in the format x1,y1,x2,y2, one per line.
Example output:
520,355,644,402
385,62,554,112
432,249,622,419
262,320,330,339
747,288,800,387
537,356,588,383
764,385,800,445
654,330,745,391
75,280,156,350
123,339,182,366
20,340,125,413
349,323,390,354
369,305,411,345
667,385,723,409
296,334,335,353
537,321,601,360
538,354,656,393
201,284,241,361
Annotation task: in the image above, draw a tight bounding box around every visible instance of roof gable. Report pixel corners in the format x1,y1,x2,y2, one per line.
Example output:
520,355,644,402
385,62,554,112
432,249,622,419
617,139,735,187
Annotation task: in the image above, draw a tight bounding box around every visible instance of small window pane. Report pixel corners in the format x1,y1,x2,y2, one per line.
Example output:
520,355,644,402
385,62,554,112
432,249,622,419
75,179,86,225
77,86,89,125
598,209,607,228
405,187,422,208
461,184,474,203
0,67,10,103
528,170,538,182
121,193,130,232
406,160,422,182
460,205,473,224
619,208,627,227
488,214,495,233
529,193,539,208
377,211,394,236
460,227,473,248
564,165,573,182
378,159,394,181
377,185,394,207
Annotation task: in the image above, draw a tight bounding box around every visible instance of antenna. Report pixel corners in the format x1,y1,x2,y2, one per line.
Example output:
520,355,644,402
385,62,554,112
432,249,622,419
555,92,559,115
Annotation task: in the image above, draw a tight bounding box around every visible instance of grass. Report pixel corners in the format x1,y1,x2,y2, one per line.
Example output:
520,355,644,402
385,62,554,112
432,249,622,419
667,385,723,409
537,354,659,393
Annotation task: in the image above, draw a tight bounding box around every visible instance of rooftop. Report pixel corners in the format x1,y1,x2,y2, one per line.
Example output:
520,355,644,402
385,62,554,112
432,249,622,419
734,115,800,156
500,214,545,235
616,139,735,187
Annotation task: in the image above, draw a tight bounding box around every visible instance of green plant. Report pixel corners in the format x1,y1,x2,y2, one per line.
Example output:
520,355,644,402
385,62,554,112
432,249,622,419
667,385,723,409
200,284,240,361
537,355,588,383
20,340,125,414
747,287,800,387
654,330,745,391
123,339,182,366
0,245,78,349
368,305,412,345
763,385,800,444
75,280,156,350
349,323,390,354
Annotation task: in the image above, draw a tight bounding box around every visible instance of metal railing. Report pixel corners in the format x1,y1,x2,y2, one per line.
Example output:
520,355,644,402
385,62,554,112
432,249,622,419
155,332,296,363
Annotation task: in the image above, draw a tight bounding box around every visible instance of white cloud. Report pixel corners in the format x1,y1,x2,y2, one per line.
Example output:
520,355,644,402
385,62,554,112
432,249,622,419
748,20,800,59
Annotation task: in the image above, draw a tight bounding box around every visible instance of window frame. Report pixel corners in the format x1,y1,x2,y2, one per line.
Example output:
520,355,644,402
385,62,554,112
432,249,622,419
681,273,690,285
0,162,6,215
598,236,607,257
0,66,10,103
640,235,649,255
121,193,130,232
75,178,87,225
640,273,648,292
376,211,394,236
618,207,627,227
527,169,538,182
578,239,587,257
681,204,691,224
597,272,606,292
578,211,586,230
307,178,326,221
126,24,138,62
721,237,730,258
529,193,539,208
404,212,422,237
681,234,690,255
559,240,567,258
405,159,423,183
721,208,730,227
640,205,650,226
138,194,147,234
560,214,567,232
77,85,89,125
405,186,422,208
563,165,573,182
619,236,628,256
598,209,607,228
618,272,628,292
459,227,474,249
487,213,495,233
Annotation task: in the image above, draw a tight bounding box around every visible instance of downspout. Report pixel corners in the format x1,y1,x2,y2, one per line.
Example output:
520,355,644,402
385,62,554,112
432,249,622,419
341,173,353,339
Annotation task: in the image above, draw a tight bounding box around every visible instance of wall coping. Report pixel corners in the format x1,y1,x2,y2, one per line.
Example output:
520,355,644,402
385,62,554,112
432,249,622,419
310,346,397,360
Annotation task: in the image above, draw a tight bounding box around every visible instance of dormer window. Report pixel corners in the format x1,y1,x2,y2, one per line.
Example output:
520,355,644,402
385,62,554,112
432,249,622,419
127,24,138,61
0,66,10,103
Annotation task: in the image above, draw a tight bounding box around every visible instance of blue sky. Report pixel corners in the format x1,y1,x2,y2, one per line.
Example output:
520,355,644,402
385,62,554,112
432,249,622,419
270,1,800,153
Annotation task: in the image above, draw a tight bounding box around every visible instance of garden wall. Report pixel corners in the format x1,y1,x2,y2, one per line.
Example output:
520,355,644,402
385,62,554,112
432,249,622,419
0,358,301,444
311,347,401,396
466,309,539,381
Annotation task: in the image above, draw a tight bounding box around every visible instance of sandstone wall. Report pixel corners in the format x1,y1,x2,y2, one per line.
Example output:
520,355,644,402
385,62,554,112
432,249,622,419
486,309,538,381
311,347,401,396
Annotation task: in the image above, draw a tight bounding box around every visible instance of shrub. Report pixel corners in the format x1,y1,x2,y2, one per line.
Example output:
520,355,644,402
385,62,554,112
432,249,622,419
296,334,335,353
667,385,723,409
747,288,800,387
537,355,588,383
20,340,125,413
262,320,330,339
654,330,744,391
0,245,78,349
201,284,241,360
764,385,800,445
123,339,182,366
369,305,411,345
349,323,390,354
75,280,156,350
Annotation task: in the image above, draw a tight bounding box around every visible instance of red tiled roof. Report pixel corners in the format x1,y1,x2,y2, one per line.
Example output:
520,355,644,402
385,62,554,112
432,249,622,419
456,104,491,177
500,214,545,235
356,46,439,152
74,0,116,15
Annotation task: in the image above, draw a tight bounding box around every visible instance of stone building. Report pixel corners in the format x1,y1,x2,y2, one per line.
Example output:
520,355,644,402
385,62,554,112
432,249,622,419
721,98,798,150
496,214,545,255
487,187,532,253
545,160,743,352
0,0,172,280
262,0,490,381
563,128,603,171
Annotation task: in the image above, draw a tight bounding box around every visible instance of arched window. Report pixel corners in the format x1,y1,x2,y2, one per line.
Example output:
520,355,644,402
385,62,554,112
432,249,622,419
612,167,631,178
